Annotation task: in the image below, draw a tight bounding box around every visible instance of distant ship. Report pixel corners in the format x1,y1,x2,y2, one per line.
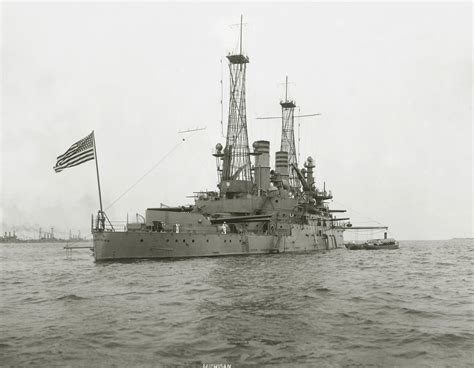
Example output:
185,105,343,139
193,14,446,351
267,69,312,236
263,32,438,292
91,17,386,261
0,228,88,244
0,231,18,243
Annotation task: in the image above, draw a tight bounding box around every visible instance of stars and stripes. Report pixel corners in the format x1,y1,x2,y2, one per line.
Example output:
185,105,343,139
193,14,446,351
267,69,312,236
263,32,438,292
53,132,95,173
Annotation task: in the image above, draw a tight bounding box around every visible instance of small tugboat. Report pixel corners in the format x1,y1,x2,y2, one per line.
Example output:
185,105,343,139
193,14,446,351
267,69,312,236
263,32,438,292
345,232,399,250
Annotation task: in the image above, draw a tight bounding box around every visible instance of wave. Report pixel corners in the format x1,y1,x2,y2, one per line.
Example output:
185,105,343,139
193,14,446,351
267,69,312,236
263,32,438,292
185,288,212,293
393,350,428,358
429,332,474,346
56,294,87,301
97,291,155,298
399,331,474,347
400,307,446,319
160,301,184,307
315,287,331,292
21,297,48,304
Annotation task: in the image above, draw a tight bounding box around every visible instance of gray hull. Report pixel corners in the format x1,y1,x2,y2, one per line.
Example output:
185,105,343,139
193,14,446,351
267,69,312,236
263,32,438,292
93,226,344,261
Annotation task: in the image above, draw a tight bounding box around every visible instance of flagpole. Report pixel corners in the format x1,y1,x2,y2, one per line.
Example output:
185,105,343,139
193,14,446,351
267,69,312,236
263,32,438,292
92,131,104,229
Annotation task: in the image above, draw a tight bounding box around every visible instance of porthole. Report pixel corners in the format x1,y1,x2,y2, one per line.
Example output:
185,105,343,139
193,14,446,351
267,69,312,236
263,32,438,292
183,240,186,243
192,239,195,243
206,239,209,243
166,239,169,243
140,239,143,242
229,240,232,243
175,239,178,243
224,240,226,243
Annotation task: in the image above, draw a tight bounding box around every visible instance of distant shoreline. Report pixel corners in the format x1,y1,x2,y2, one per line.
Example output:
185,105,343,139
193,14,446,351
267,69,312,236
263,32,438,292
0,240,92,244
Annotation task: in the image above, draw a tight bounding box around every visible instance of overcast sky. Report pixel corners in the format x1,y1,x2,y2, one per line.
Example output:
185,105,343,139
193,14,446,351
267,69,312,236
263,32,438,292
1,2,472,240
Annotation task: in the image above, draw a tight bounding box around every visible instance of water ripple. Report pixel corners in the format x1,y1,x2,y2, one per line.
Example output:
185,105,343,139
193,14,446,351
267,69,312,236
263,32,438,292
0,240,473,366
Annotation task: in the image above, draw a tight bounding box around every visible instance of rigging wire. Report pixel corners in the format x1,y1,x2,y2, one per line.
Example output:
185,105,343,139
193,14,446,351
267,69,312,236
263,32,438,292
64,131,205,248
298,107,301,164
38,136,187,248
220,58,225,138
332,199,385,226
333,199,397,238
104,139,186,211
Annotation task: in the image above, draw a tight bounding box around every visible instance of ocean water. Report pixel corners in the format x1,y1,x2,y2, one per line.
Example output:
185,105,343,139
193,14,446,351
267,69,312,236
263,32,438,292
0,240,472,367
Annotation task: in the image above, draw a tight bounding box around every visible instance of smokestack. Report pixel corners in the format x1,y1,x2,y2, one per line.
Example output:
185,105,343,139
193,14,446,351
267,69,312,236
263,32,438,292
253,140,270,194
275,151,289,182
305,156,315,187
275,151,289,176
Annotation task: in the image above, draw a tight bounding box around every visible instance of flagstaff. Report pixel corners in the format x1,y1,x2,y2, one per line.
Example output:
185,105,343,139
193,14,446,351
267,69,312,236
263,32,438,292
92,131,105,230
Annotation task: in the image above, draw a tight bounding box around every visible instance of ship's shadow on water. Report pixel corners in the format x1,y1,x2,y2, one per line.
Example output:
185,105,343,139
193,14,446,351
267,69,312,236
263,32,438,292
92,250,329,265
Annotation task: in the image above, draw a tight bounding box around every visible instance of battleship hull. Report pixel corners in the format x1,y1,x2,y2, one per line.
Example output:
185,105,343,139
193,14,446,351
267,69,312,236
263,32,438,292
93,226,344,261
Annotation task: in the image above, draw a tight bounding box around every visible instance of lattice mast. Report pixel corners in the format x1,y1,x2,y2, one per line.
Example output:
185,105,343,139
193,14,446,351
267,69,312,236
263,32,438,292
280,76,299,189
221,16,252,184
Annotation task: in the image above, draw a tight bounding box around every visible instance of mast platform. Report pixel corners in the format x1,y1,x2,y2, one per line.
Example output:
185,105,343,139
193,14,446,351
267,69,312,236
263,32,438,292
227,54,249,64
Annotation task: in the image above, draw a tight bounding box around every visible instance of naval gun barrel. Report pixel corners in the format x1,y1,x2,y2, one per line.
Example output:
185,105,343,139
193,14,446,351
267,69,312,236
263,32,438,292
210,214,272,224
343,226,389,230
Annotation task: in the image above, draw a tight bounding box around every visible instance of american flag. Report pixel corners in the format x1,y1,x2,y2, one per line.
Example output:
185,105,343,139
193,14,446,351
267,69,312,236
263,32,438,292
54,132,95,173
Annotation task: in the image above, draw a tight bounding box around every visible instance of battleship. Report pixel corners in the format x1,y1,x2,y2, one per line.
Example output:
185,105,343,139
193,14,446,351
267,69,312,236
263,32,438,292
0,231,18,243
0,228,88,243
91,18,386,261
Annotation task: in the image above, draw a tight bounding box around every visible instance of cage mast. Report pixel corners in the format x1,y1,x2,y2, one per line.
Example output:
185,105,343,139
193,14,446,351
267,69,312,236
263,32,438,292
280,76,299,189
221,15,252,187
